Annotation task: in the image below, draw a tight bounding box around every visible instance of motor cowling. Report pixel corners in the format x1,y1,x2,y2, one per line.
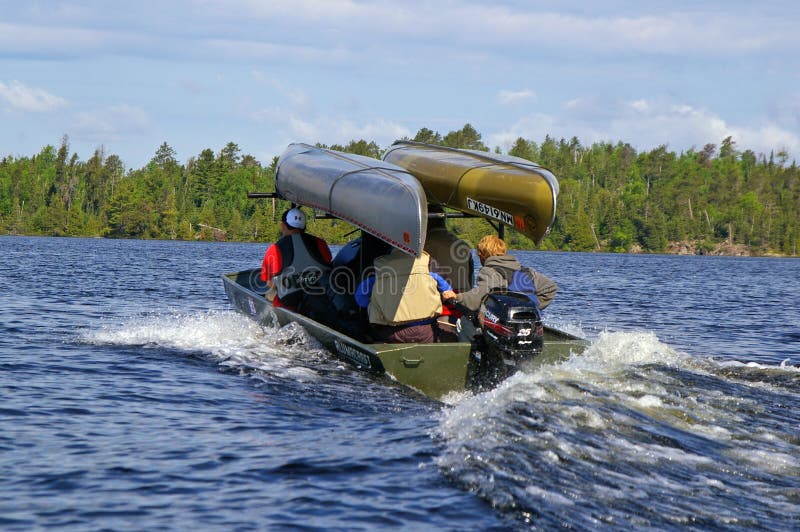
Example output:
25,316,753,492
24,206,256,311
480,291,544,359
468,291,544,390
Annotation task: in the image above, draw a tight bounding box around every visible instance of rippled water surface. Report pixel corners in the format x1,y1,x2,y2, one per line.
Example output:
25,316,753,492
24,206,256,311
1,236,799,530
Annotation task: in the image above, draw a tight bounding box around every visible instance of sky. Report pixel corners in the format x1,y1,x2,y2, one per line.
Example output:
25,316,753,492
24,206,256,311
2,0,800,169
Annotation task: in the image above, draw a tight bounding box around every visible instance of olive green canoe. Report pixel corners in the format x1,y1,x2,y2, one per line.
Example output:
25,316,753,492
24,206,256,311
383,141,559,244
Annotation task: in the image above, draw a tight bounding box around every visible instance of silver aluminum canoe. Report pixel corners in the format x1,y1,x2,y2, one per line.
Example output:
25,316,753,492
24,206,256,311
276,143,428,256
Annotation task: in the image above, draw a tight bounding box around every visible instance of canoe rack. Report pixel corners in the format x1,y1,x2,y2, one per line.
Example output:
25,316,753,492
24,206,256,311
246,192,504,237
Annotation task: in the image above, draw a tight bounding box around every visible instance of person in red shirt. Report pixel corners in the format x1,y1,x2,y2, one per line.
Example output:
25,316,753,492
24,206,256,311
261,208,332,311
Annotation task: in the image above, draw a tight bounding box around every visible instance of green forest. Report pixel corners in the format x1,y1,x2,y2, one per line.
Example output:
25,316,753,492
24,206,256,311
1,124,798,256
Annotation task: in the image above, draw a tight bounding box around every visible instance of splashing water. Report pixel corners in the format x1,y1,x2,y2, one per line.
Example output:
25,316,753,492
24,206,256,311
81,310,328,383
434,331,800,528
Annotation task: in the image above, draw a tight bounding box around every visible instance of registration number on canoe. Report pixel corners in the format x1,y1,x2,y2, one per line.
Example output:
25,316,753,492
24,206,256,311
466,197,514,225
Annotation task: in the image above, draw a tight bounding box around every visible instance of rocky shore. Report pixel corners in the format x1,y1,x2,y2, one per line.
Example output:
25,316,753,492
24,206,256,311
666,241,752,256
625,240,763,256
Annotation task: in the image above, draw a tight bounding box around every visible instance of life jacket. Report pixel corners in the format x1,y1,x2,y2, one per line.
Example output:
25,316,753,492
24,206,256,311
493,265,540,308
329,235,393,315
368,251,443,326
272,233,331,307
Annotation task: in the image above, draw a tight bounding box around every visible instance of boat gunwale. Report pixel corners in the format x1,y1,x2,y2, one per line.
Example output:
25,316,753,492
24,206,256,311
222,271,468,356
386,139,554,174
223,269,584,349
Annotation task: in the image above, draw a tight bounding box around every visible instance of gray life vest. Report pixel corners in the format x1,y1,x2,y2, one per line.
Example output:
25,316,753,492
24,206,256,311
272,233,331,306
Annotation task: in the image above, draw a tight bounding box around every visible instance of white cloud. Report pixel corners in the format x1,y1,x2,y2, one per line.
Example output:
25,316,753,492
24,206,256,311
489,96,800,159
193,1,798,56
249,105,410,149
286,89,313,112
561,96,606,117
732,123,800,158
71,105,152,141
197,0,367,20
0,21,108,58
206,38,354,63
333,118,411,145
249,72,315,113
244,75,411,145
498,89,536,105
250,109,412,165
0,80,67,112
1,3,796,68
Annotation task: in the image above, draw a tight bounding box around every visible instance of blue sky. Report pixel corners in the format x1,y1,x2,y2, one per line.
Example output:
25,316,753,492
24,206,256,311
2,0,799,169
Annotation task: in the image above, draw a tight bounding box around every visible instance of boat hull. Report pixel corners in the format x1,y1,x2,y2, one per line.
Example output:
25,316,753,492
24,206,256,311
276,143,428,256
223,269,586,401
383,141,559,244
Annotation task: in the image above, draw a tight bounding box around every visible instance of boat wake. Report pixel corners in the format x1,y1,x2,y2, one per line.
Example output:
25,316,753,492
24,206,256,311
434,330,800,529
80,310,330,383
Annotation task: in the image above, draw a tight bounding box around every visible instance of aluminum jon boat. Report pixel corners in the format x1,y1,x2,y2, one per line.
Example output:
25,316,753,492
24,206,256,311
222,268,585,401
223,143,586,401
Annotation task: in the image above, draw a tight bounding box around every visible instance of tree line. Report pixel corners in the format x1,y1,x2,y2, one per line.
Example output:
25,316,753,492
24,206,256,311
1,125,798,256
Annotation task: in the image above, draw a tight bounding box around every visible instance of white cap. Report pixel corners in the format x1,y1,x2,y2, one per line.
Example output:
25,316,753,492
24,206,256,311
282,208,306,230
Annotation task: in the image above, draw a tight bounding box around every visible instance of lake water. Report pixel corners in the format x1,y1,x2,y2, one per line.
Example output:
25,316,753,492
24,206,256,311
1,236,799,530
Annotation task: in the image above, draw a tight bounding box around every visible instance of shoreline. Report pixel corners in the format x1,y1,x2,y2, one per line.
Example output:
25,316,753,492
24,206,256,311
2,232,796,258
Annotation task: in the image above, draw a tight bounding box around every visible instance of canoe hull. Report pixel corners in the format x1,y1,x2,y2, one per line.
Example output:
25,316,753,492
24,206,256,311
276,143,428,256
383,141,559,244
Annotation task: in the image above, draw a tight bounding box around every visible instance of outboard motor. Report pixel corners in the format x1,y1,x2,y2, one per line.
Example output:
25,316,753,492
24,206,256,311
467,291,544,390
